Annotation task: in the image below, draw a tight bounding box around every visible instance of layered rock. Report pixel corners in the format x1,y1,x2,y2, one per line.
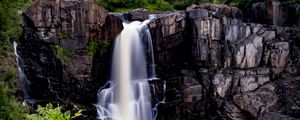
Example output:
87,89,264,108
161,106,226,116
18,0,123,105
18,1,300,120
150,3,300,120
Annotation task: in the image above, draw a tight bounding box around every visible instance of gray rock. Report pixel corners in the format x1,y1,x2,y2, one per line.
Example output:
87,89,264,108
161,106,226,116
213,74,232,97
125,8,149,21
270,42,289,73
234,84,278,117
240,76,258,92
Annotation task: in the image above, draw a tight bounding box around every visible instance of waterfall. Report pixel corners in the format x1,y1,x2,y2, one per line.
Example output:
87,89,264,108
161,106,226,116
13,42,30,106
95,18,156,120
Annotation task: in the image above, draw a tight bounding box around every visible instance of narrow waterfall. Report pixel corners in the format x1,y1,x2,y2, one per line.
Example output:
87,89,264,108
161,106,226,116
96,18,156,120
13,42,30,106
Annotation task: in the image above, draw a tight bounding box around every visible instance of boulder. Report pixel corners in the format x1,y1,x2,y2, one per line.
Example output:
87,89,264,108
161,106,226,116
124,8,150,21
233,84,278,117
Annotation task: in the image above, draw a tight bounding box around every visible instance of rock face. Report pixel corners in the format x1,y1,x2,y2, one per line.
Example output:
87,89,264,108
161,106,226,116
149,3,300,120
18,0,123,106
245,1,300,27
18,0,300,120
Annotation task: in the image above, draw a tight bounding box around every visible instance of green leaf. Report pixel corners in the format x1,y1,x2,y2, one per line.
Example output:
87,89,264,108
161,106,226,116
72,109,82,119
64,111,71,119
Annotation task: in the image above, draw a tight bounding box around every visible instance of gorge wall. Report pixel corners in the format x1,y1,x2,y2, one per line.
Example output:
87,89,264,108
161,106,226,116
17,0,300,119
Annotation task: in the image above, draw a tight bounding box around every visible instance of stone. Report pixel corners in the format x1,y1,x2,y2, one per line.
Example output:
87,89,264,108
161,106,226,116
183,85,202,103
245,36,263,67
257,75,270,86
275,77,300,118
240,76,258,92
258,112,296,120
187,8,208,19
234,84,278,117
234,35,263,68
213,74,232,97
148,11,187,64
270,42,289,73
19,0,122,103
19,2,300,120
261,30,276,42
125,8,150,21
224,102,248,120
224,19,248,42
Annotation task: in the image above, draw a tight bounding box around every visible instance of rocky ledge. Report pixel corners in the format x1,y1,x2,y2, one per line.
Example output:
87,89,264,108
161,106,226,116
17,0,300,119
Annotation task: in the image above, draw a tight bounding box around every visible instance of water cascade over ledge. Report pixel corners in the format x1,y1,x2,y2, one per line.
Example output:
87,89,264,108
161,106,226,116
13,42,30,106
95,18,157,120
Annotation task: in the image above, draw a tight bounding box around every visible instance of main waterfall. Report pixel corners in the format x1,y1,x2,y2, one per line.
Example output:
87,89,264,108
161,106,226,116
95,18,156,120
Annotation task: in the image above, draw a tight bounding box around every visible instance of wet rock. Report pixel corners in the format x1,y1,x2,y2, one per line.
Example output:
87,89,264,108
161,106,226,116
100,14,124,40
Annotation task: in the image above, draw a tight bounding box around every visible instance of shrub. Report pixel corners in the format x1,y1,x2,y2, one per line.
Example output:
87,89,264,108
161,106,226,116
0,80,28,120
52,45,74,59
26,103,82,120
86,40,110,56
56,29,69,40
94,0,173,12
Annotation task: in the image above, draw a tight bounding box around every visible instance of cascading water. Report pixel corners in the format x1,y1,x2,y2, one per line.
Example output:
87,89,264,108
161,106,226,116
13,42,30,106
95,18,156,120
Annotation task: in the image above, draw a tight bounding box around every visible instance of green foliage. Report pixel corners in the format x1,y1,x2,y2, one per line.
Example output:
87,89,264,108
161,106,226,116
87,40,110,56
225,0,253,7
0,0,32,62
94,0,173,12
166,0,203,9
0,0,32,118
95,0,300,11
0,75,28,120
56,29,70,40
26,103,82,120
281,0,300,5
52,45,74,59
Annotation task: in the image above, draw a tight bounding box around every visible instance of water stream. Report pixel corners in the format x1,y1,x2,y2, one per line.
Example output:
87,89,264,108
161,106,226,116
95,18,157,120
13,42,30,106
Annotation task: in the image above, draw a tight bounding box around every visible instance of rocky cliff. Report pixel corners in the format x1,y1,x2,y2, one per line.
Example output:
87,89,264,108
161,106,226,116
149,3,300,120
17,0,300,119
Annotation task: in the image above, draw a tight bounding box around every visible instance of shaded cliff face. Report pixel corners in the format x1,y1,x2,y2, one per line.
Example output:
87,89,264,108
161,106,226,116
245,1,300,27
18,0,123,104
18,0,300,120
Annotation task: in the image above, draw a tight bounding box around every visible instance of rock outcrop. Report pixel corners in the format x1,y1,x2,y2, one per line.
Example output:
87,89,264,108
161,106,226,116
149,3,300,120
18,0,300,119
17,0,123,117
245,1,300,27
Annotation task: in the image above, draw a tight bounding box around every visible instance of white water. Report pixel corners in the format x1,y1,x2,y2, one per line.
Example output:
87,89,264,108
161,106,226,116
13,42,30,106
96,18,156,120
